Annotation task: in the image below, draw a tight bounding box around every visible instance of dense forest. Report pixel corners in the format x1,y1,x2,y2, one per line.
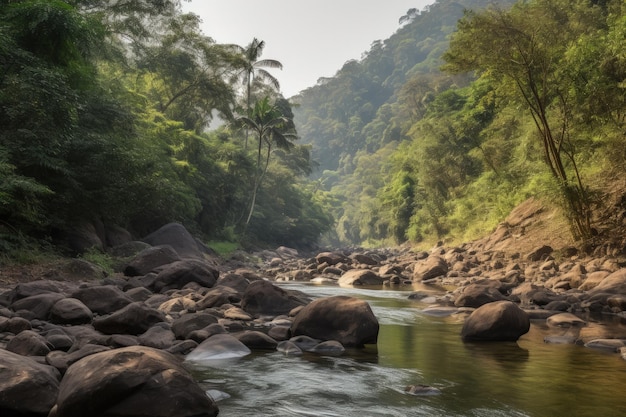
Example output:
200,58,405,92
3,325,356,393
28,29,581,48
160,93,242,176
1,0,625,258
0,0,333,255
294,0,626,248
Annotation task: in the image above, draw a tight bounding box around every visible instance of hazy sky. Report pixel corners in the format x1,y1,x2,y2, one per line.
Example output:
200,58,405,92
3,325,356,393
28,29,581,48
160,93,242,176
181,1,436,97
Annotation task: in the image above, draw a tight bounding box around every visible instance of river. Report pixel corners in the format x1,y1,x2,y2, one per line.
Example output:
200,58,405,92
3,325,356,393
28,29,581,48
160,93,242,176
188,283,626,417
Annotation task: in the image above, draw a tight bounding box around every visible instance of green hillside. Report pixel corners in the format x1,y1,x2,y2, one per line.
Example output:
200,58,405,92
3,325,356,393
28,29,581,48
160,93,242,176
293,0,626,248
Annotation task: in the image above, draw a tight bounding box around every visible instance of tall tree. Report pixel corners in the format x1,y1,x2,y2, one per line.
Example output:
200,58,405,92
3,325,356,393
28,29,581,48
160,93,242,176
443,0,601,239
235,97,296,228
230,38,283,148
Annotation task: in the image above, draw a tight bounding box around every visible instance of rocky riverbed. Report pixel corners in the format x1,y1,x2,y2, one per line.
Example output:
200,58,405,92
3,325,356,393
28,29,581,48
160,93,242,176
2,220,626,417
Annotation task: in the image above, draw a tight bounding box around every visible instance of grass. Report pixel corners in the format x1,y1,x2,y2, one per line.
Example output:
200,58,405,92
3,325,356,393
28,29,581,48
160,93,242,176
206,240,239,257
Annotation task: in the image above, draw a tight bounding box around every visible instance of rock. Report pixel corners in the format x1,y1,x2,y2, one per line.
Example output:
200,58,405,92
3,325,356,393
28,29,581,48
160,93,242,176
526,245,553,261
185,333,251,362
158,295,198,315
454,283,507,308
171,313,219,340
214,273,250,293
4,316,32,334
235,330,278,350
6,329,51,356
579,270,611,291
223,307,253,321
10,292,65,320
584,339,626,351
138,323,176,350
152,259,219,292
546,312,587,328
197,286,241,309
93,302,165,335
592,268,626,294
413,255,448,281
49,298,93,325
308,340,345,356
72,285,133,315
49,346,218,417
288,335,320,351
338,269,385,286
142,222,206,259
46,344,111,374
7,280,66,302
290,295,379,347
461,301,530,342
421,306,460,317
405,384,442,396
123,245,181,276
0,349,60,416
276,340,303,356
241,280,309,316
315,251,349,266
268,326,290,341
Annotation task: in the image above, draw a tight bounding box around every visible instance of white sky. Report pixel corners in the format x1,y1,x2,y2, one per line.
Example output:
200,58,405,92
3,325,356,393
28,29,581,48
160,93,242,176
181,1,436,97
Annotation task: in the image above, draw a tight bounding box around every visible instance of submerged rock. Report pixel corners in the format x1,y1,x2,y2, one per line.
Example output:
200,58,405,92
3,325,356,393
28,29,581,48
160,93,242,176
186,333,251,362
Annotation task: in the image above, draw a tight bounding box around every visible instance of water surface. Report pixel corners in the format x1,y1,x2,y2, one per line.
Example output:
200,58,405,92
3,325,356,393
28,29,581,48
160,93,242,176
189,284,626,416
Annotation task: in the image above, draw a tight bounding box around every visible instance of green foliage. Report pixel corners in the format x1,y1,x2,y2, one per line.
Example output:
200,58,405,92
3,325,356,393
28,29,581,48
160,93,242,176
294,0,625,247
1,0,333,254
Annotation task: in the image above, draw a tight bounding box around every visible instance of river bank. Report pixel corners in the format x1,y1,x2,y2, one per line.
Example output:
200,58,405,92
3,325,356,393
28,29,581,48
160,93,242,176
1,214,626,416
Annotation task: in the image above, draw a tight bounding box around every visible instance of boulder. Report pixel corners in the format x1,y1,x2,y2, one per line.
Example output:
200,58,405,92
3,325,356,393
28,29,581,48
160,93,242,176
72,285,133,315
10,293,65,320
142,222,205,259
123,245,181,276
592,269,626,294
138,323,177,350
185,333,251,362
546,312,587,328
290,295,379,347
6,329,51,356
338,269,385,286
0,349,60,416
241,280,309,316
49,346,218,417
93,302,165,335
49,298,93,325
413,256,448,281
235,330,278,350
315,251,349,266
46,344,111,374
171,313,219,340
151,259,219,292
214,273,250,293
197,286,242,309
461,301,530,342
454,283,507,308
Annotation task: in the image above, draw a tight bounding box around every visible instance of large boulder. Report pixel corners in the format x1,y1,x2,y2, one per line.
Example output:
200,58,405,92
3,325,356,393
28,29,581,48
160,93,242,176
123,245,181,277
315,251,349,266
48,346,218,417
461,301,530,342
71,285,133,315
142,223,205,259
151,259,219,292
0,349,60,416
338,269,385,286
413,255,448,281
93,302,165,335
592,268,626,294
49,298,93,325
10,292,65,320
6,329,51,356
241,280,309,316
290,295,379,347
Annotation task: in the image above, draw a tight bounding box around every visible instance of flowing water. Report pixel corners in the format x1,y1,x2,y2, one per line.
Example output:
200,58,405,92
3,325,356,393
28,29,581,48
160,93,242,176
188,284,626,417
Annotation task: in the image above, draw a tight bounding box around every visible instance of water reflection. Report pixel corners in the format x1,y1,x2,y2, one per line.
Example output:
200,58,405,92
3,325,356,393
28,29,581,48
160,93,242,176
187,284,626,417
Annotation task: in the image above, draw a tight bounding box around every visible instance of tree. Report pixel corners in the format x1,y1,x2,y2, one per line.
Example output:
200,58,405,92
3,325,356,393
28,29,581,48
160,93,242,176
230,38,283,148
443,0,599,239
235,97,297,228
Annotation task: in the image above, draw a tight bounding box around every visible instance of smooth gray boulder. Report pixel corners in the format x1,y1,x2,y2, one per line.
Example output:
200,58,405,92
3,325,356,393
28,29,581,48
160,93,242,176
461,301,530,342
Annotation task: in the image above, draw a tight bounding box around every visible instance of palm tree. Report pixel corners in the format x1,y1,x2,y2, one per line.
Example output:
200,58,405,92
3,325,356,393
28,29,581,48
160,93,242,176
236,97,296,227
231,38,283,148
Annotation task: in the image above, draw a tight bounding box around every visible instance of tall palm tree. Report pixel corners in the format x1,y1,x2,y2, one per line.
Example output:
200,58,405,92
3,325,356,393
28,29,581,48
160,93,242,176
231,38,283,148
236,97,296,228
